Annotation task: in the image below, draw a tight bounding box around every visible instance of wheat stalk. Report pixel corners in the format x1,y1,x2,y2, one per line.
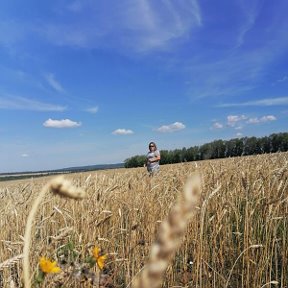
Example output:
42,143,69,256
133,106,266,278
23,176,86,288
131,173,202,288
224,244,263,288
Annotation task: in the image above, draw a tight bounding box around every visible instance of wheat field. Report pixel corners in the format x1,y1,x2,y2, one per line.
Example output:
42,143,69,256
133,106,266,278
0,152,287,287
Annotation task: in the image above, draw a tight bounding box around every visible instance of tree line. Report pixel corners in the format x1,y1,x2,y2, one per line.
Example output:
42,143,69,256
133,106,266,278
124,132,288,168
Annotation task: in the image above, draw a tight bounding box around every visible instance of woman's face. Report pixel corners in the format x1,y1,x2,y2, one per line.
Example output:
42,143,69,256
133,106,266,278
149,143,156,151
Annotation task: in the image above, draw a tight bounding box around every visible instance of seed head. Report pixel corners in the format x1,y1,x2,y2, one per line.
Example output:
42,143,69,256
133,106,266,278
49,176,86,200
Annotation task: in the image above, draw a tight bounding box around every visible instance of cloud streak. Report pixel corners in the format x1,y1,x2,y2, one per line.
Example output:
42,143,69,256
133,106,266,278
2,0,202,53
45,73,65,93
185,1,288,101
0,95,66,111
120,0,202,52
235,0,261,48
277,76,288,83
85,106,99,114
217,97,288,107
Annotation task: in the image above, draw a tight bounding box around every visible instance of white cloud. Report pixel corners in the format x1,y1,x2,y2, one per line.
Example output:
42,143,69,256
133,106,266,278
85,106,99,114
43,118,81,128
247,118,260,124
21,153,29,157
212,122,223,129
246,115,277,124
0,95,66,111
262,115,276,121
112,128,134,135
227,115,247,127
217,97,288,107
45,73,65,93
156,121,186,133
236,132,243,137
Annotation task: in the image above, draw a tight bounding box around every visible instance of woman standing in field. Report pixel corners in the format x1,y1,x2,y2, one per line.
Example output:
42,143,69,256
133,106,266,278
145,141,161,176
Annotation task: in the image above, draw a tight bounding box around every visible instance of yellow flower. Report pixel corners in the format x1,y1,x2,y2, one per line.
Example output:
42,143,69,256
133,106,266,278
39,257,61,274
92,246,107,270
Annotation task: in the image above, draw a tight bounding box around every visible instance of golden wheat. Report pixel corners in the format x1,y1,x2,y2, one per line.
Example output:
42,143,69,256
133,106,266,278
0,254,23,271
0,152,287,287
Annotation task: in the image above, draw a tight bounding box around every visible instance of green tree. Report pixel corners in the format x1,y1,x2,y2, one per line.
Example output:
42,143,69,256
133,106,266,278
124,132,288,168
210,140,226,159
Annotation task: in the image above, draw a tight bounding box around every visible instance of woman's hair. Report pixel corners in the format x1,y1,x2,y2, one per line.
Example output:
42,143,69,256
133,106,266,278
149,142,157,149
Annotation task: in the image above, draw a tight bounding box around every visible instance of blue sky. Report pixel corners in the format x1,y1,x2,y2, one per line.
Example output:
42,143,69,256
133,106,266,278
1,0,288,173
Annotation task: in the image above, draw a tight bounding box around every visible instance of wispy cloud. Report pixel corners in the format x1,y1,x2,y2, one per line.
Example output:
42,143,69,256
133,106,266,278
186,2,288,101
0,95,66,111
156,122,186,133
21,153,29,158
112,128,134,135
16,0,201,53
277,75,288,83
43,118,81,128
186,54,261,99
44,73,65,93
85,106,99,114
217,97,288,107
235,0,261,48
120,0,202,52
0,20,30,47
0,1,202,55
67,1,83,12
0,66,47,92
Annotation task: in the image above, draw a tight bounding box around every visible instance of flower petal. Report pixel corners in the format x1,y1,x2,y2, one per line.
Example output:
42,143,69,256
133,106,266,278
39,257,61,274
97,255,107,270
92,246,100,259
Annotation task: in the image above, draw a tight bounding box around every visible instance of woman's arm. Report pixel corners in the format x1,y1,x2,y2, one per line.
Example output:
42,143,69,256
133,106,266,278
148,151,160,163
149,156,160,162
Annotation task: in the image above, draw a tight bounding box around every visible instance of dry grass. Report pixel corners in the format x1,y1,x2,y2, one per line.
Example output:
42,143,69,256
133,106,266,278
0,152,287,287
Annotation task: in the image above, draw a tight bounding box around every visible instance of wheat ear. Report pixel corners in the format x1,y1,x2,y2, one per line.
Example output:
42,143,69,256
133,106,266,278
23,176,86,288
0,254,23,271
132,173,202,288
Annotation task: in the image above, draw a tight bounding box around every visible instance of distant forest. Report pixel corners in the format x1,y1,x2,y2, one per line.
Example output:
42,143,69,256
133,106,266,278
124,132,288,168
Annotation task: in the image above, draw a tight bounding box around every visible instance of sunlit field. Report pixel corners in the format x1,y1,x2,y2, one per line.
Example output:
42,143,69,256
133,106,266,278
0,153,287,287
